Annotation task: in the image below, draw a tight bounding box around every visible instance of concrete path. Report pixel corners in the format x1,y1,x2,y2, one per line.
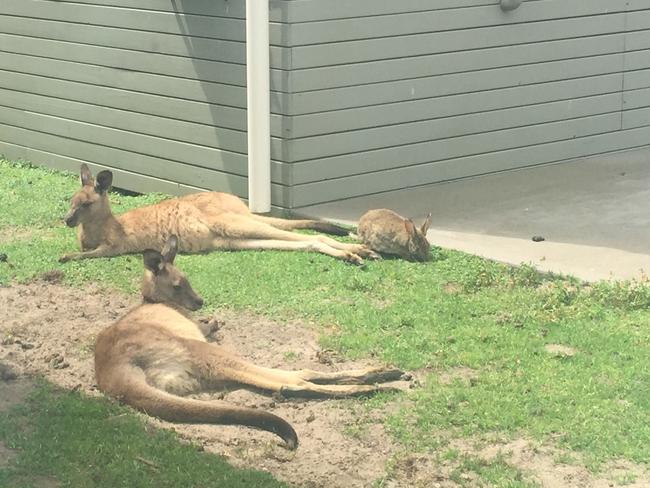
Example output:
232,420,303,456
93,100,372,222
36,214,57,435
298,147,650,282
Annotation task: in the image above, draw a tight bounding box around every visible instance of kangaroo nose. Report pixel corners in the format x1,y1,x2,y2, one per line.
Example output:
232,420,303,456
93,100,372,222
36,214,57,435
63,211,76,227
196,297,204,307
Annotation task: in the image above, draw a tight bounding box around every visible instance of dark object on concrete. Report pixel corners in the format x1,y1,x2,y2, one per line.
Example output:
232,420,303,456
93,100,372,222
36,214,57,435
0,253,7,262
532,236,546,242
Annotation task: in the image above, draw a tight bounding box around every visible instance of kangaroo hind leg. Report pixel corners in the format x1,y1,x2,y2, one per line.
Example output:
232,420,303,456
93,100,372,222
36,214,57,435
221,238,366,265
182,341,405,398
215,216,378,262
250,214,349,236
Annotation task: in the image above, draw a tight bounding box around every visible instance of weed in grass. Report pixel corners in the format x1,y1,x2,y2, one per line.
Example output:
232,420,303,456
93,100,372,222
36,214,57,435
453,255,505,293
508,263,545,288
282,351,301,362
539,281,580,310
553,452,578,465
450,453,539,487
342,420,368,441
442,448,461,461
590,277,650,310
613,472,638,485
451,456,540,488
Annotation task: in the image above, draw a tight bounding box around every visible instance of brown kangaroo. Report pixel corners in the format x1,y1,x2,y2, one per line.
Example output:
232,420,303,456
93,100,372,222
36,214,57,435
95,236,406,448
60,164,379,265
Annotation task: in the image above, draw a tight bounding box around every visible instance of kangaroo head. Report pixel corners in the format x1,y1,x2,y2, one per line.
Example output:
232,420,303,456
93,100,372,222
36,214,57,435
63,164,113,227
142,236,204,311
404,213,433,262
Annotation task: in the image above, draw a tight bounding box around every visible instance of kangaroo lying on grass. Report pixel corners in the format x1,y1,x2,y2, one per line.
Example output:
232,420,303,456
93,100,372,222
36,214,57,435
60,164,379,265
94,236,406,448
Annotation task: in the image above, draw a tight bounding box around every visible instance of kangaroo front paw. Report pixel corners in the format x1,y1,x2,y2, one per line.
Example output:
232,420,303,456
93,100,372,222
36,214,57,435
58,254,71,263
344,252,364,266
364,249,382,261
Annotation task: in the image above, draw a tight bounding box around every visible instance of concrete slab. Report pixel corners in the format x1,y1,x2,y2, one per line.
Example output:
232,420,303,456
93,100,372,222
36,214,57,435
297,147,650,282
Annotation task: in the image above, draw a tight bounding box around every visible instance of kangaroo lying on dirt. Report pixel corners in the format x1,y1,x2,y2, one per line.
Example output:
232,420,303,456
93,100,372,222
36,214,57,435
60,164,379,264
94,236,406,448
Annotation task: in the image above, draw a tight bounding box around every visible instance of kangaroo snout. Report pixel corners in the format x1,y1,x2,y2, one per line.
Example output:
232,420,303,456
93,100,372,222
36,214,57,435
63,210,79,227
190,295,204,311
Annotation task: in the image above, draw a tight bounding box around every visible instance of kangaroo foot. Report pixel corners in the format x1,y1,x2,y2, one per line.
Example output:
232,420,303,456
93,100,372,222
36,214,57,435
358,247,382,260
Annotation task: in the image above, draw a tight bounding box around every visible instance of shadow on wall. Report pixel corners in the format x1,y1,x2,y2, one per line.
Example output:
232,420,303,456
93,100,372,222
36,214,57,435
171,0,285,202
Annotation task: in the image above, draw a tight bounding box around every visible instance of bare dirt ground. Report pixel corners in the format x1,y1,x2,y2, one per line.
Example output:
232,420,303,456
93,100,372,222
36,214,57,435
1,278,649,487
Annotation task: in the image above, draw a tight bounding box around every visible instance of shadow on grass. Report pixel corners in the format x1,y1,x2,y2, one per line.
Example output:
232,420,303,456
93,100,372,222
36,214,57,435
0,378,288,488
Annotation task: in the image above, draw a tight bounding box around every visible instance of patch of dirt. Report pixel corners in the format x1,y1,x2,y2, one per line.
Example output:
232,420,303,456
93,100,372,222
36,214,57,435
381,437,650,488
0,280,135,392
544,344,577,358
0,226,39,243
2,281,649,488
442,282,463,294
0,281,403,487
0,441,16,468
477,438,650,488
436,366,479,386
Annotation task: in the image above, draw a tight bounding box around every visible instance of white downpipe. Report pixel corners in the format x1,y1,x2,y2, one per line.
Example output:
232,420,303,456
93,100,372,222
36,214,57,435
246,0,271,213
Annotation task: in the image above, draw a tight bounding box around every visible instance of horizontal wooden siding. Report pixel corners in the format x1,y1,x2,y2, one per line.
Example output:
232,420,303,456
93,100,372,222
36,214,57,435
0,0,292,206
284,0,650,207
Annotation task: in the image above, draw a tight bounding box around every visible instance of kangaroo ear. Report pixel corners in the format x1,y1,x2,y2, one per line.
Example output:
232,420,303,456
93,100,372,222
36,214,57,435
161,235,178,264
143,249,164,274
404,219,417,237
80,164,93,187
95,170,113,194
421,213,432,234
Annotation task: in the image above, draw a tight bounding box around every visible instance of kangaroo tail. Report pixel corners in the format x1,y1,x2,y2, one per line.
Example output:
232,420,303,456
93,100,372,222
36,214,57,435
114,375,298,449
306,220,350,236
250,215,350,236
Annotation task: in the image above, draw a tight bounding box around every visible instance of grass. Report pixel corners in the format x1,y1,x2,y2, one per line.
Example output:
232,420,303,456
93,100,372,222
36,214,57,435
448,453,539,487
0,381,287,488
2,158,650,485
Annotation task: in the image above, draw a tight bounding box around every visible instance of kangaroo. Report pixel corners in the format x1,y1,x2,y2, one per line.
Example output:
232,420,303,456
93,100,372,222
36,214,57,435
60,164,379,265
95,236,406,448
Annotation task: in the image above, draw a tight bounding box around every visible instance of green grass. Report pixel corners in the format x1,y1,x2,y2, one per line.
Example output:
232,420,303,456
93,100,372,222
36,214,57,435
2,158,650,485
0,381,287,488
449,453,540,487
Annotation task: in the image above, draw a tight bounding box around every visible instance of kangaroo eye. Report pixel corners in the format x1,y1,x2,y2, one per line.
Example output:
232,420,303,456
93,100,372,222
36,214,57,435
81,202,92,207
173,283,181,289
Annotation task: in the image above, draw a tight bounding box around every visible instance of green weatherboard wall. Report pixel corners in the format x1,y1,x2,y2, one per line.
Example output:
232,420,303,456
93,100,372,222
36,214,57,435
1,0,649,208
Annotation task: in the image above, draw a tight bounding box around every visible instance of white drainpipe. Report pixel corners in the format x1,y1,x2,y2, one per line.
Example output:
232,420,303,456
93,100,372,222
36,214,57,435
245,0,271,213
